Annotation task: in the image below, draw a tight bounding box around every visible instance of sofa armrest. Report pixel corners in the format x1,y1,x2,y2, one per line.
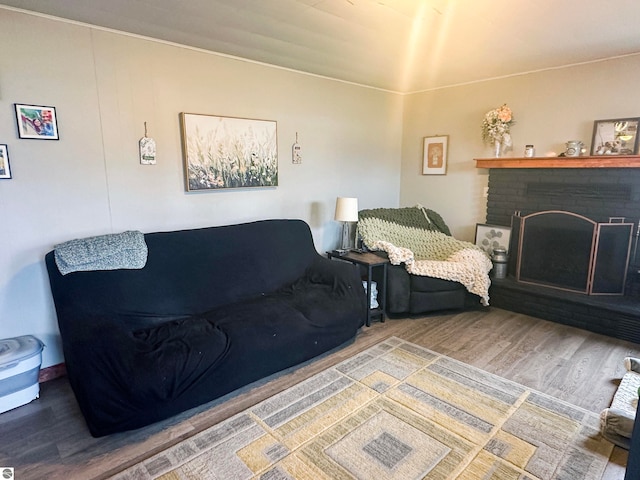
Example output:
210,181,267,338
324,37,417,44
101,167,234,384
303,255,366,305
307,255,358,284
385,264,411,313
63,312,230,436
600,407,635,449
626,357,640,373
58,314,137,425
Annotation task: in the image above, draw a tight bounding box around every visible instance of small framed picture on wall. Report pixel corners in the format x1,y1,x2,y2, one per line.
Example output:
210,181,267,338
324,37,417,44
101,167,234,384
14,104,59,140
0,145,11,179
422,135,448,175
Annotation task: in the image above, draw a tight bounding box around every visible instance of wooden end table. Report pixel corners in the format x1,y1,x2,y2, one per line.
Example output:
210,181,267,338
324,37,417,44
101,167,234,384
327,250,388,327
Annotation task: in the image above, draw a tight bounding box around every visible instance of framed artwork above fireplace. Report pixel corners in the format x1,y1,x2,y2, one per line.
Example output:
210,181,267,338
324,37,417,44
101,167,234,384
591,117,640,156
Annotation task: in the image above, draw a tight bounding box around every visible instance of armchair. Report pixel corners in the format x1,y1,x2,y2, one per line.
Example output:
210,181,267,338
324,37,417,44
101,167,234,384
359,206,491,315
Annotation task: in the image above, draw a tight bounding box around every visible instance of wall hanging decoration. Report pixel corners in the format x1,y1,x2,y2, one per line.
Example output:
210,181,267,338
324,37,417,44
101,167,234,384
14,104,59,140
139,122,156,165
591,117,640,155
481,103,514,157
0,145,11,179
180,113,278,191
422,134,448,175
292,132,302,164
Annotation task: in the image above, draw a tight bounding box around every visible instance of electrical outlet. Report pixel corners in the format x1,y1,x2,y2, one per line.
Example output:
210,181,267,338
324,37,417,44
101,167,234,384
483,187,489,198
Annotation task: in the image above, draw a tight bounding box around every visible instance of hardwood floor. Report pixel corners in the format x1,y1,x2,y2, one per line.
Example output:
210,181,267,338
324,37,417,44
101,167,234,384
2,307,639,479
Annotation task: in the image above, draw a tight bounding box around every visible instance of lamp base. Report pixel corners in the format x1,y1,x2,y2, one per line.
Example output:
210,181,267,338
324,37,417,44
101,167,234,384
341,222,352,250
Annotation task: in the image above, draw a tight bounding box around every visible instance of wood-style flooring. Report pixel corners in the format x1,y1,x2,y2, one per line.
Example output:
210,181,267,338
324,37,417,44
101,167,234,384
2,307,640,479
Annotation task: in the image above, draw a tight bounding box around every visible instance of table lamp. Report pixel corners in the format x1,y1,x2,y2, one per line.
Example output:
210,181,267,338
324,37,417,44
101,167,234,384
334,197,358,251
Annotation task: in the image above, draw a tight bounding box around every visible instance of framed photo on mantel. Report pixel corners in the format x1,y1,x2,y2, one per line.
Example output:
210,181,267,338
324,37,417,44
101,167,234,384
422,135,448,175
591,117,640,155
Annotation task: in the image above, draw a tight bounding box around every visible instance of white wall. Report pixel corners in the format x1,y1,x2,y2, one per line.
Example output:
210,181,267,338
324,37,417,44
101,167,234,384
6,8,640,370
0,9,402,367
400,54,640,241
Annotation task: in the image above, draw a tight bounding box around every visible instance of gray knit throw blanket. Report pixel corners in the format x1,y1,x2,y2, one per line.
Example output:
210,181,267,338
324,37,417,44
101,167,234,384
54,230,148,275
358,206,492,305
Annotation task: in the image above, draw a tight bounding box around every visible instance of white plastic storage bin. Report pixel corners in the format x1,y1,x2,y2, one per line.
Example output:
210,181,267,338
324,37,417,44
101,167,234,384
0,335,44,414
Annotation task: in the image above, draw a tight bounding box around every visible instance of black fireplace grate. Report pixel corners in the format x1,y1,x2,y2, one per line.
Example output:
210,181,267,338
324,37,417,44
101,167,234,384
512,211,632,295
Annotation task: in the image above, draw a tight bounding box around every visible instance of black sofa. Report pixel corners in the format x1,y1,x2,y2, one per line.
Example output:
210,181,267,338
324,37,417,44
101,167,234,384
45,219,366,437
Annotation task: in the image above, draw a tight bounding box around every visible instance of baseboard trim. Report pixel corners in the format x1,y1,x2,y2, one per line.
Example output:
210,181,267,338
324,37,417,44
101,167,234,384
39,363,66,382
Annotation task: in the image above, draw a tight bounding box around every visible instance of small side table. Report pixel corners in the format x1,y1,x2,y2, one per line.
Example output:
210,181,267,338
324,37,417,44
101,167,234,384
327,250,388,327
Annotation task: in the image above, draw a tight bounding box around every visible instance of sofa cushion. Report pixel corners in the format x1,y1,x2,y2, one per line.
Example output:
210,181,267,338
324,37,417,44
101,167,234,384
409,290,466,313
410,275,467,293
383,264,467,314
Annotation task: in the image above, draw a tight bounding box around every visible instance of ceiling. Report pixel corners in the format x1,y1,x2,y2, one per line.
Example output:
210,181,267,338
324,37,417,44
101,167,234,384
3,0,640,93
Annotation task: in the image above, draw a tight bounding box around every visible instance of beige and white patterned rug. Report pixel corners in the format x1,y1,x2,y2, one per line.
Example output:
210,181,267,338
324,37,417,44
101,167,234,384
112,337,613,480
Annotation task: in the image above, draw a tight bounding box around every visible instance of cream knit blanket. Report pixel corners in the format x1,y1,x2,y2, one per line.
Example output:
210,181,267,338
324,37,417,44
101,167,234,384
358,210,492,305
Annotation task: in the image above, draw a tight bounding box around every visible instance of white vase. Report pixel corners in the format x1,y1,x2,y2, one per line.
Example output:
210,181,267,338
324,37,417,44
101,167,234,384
494,140,502,158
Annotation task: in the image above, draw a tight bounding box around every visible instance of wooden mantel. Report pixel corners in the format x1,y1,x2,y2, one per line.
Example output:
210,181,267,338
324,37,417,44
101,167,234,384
475,155,640,169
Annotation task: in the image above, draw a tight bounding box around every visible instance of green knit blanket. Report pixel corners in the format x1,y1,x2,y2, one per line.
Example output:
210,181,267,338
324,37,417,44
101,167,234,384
358,206,492,305
359,206,451,236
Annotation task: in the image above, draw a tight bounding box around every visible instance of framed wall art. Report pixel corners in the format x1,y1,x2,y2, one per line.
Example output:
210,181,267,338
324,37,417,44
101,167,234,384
591,117,640,155
180,113,278,191
475,223,512,256
0,145,11,179
422,135,448,175
14,104,59,140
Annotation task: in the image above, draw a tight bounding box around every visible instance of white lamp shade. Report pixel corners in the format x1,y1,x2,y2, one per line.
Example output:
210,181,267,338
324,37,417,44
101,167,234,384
334,197,359,222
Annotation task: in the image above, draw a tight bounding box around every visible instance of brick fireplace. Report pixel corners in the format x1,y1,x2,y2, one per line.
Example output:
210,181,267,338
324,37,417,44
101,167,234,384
477,156,640,343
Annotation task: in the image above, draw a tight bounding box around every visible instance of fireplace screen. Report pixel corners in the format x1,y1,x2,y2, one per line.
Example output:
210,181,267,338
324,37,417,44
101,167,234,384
512,211,632,295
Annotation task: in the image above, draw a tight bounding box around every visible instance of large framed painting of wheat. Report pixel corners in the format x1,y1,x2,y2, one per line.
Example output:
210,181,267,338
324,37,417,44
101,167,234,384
180,113,278,191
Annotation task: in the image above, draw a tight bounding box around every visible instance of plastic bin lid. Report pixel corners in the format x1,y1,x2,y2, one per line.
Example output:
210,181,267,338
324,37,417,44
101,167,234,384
0,335,44,365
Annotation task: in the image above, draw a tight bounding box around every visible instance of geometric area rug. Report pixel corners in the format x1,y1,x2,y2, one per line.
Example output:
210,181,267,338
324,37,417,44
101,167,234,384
111,337,614,480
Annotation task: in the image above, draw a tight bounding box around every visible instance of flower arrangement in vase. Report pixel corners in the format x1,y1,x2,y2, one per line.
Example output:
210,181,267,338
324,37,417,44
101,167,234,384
481,104,515,157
